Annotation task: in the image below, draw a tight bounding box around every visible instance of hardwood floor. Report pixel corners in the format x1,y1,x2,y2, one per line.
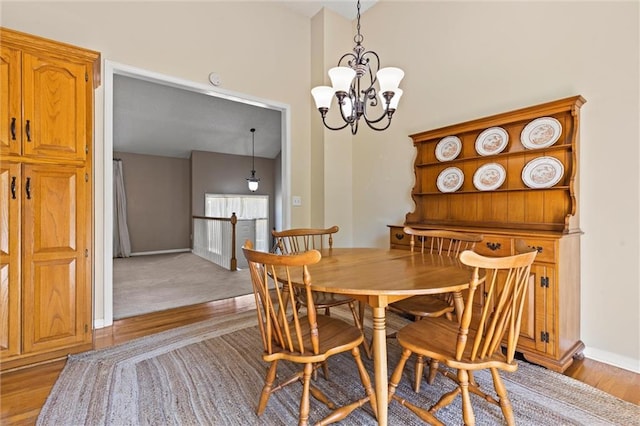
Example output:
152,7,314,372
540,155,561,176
2,294,638,425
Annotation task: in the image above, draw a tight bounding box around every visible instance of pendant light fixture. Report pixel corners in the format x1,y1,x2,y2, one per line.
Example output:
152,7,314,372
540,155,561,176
246,128,260,192
311,0,404,135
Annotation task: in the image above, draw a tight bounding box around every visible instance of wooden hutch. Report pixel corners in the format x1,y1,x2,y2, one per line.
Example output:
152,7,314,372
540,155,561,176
390,95,586,372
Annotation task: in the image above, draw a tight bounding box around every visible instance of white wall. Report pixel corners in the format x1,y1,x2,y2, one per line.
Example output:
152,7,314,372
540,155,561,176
347,1,639,371
3,0,638,371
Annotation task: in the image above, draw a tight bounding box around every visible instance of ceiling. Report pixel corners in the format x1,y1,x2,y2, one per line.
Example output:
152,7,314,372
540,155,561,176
112,1,377,160
113,75,283,159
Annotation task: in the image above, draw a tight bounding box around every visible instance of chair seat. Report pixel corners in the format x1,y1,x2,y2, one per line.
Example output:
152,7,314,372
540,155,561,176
396,316,517,372
307,291,355,308
264,315,364,363
390,295,454,318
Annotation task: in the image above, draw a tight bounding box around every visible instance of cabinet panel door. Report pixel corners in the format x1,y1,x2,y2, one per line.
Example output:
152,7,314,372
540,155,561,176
0,163,21,357
0,46,22,156
21,53,87,161
21,164,89,353
524,263,553,353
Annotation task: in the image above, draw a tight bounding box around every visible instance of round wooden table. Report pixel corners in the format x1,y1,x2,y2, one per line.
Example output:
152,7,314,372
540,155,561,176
295,248,474,425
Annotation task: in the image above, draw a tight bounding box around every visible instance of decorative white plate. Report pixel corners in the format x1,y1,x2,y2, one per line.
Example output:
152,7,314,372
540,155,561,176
521,117,562,149
521,156,564,189
437,167,464,193
475,127,509,156
435,136,462,162
473,163,506,191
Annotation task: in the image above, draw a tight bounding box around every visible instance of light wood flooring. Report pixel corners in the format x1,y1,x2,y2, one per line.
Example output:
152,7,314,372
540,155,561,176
2,294,638,425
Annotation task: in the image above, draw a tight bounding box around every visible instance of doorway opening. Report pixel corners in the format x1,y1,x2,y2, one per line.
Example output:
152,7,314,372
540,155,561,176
102,60,291,327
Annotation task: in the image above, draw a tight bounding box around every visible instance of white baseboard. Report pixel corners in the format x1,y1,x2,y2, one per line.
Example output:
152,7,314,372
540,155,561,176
130,248,191,256
584,347,640,373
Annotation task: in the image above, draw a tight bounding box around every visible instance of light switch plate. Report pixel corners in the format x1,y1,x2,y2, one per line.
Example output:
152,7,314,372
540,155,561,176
292,196,302,206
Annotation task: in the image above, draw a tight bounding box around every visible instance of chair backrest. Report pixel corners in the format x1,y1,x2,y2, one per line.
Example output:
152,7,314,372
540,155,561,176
272,226,339,254
242,240,322,356
403,227,483,256
457,249,537,363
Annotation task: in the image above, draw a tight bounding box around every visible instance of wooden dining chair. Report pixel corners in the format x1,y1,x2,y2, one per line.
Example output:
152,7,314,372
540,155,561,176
389,227,483,390
388,249,537,426
272,226,371,358
242,241,376,426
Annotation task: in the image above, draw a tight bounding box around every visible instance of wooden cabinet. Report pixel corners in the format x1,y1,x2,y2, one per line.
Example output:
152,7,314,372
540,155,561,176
396,96,585,372
0,27,99,371
1,34,91,161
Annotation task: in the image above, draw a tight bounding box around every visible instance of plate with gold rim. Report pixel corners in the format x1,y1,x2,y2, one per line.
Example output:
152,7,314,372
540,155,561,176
521,156,564,189
475,127,509,156
435,136,462,162
473,163,506,191
521,117,562,149
437,167,464,193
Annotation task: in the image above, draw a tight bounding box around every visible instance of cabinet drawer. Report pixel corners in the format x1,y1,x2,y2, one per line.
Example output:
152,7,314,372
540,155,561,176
515,238,556,263
389,226,410,248
475,236,512,257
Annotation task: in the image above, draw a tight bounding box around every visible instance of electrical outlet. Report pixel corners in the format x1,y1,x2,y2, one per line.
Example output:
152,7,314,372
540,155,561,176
292,196,302,206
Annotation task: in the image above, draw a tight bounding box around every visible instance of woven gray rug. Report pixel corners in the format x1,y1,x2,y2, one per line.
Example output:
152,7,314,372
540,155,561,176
38,310,639,425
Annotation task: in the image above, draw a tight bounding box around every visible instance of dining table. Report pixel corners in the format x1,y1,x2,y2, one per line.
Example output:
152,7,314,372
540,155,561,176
288,247,475,426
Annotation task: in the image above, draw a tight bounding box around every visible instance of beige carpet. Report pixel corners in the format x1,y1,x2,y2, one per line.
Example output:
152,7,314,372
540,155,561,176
113,252,252,319
38,308,639,425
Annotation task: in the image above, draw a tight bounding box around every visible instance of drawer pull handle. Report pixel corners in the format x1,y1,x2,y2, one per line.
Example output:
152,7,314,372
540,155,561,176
25,120,31,142
11,176,16,199
25,177,31,199
529,245,543,253
395,233,404,240
10,117,16,140
486,242,501,251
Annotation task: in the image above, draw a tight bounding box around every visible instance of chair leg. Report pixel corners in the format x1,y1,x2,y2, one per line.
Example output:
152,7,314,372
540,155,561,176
315,346,375,426
321,361,330,380
299,363,313,426
458,369,475,426
350,301,372,359
491,368,515,426
352,346,377,417
389,348,412,400
414,355,425,392
257,360,278,415
390,349,445,426
427,359,439,384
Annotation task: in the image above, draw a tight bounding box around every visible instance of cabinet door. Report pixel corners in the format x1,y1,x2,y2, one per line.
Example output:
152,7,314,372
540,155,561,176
21,53,88,161
21,164,90,354
0,46,22,156
0,163,21,357
519,264,557,354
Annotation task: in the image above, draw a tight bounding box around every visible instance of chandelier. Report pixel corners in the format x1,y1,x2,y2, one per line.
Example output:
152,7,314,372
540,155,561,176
311,0,404,135
246,128,260,192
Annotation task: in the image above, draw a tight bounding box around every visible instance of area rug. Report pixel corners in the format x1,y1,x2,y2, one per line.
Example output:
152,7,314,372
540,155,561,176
38,310,639,425
113,252,252,319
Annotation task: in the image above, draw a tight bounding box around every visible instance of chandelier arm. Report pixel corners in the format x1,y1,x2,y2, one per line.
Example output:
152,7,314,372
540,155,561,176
362,106,393,125
338,52,358,67
364,116,393,132
320,113,352,131
350,118,359,135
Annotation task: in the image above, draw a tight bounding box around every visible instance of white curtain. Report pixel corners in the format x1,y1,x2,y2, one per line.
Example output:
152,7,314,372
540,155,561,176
113,159,132,258
205,195,268,219
205,194,269,252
